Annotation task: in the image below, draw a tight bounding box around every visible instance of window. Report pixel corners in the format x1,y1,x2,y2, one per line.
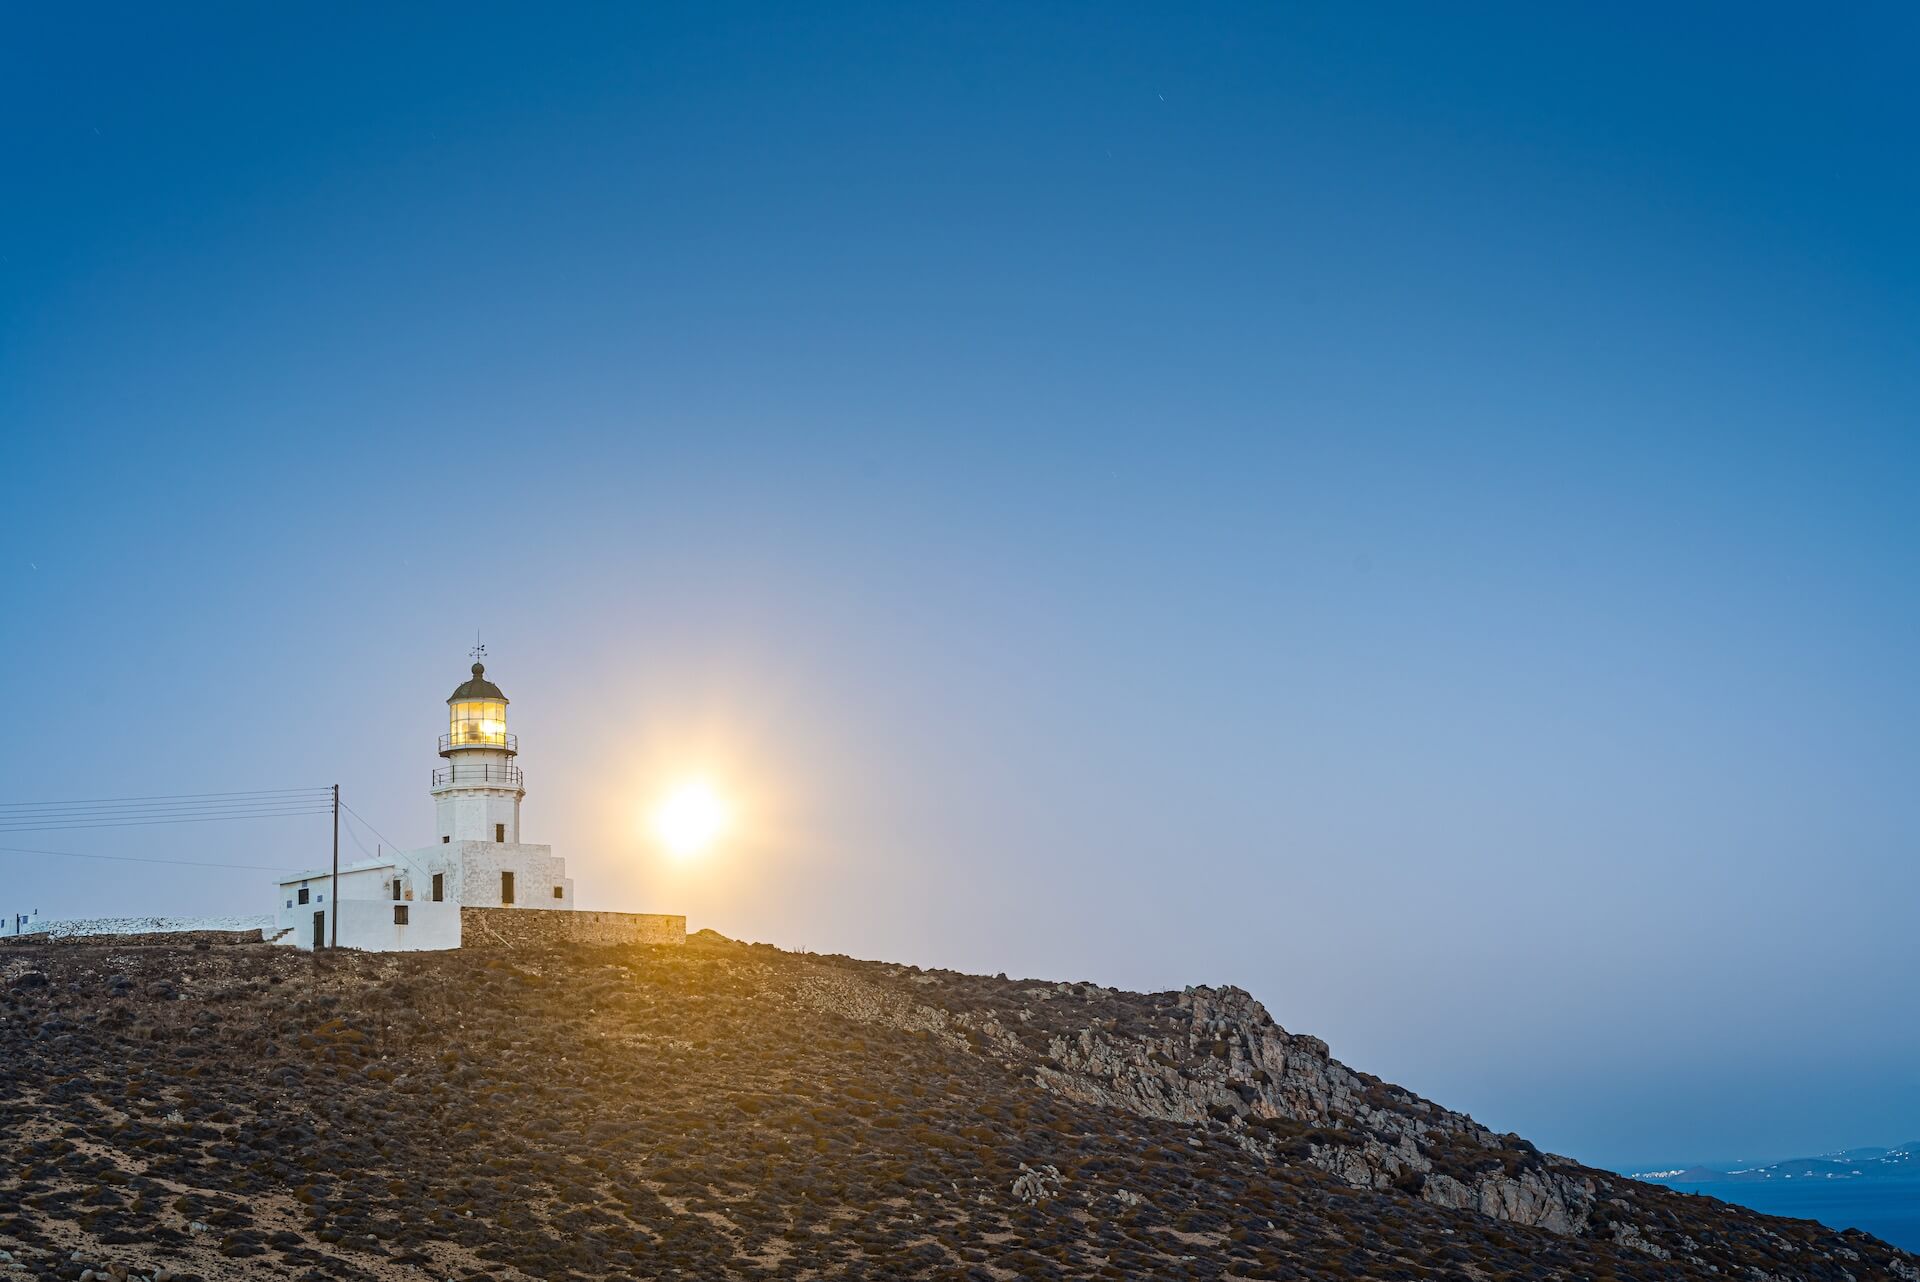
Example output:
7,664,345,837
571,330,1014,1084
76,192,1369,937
495,822,506,843
442,835,451,844
449,699,508,747
392,879,403,902
501,871,515,905
285,899,293,909
297,887,309,905
552,886,563,900
394,905,409,925
432,872,444,902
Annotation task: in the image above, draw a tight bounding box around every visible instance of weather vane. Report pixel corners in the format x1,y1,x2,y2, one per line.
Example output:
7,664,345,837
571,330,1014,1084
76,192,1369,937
470,629,486,662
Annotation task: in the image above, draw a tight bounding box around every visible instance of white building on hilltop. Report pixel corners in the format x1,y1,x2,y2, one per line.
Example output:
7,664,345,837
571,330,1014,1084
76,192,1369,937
275,661,578,950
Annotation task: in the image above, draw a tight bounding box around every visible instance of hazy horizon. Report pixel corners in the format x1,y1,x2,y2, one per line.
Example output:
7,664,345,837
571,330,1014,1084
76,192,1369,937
4,4,1917,1174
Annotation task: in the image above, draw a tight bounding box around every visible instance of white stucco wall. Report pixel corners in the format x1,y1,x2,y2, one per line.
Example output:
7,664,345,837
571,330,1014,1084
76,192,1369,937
274,863,398,941
433,789,522,843
1,909,43,938
272,841,574,948
404,841,573,910
433,745,522,842
297,898,461,952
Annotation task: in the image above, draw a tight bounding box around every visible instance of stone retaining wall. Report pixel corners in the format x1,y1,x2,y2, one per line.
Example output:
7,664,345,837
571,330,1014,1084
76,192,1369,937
460,907,685,948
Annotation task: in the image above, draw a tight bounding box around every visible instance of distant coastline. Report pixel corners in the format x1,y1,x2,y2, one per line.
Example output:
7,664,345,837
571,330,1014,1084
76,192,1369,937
1628,1142,1920,1252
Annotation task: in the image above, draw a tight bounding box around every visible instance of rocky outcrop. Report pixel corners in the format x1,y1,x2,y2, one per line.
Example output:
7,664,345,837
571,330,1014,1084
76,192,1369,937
1009,1163,1064,1205
1027,984,1598,1235
773,955,1920,1271
790,967,1605,1239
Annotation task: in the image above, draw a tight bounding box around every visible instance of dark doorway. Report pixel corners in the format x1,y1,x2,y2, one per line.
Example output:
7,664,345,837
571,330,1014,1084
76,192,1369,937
432,872,444,902
501,871,515,905
312,911,325,949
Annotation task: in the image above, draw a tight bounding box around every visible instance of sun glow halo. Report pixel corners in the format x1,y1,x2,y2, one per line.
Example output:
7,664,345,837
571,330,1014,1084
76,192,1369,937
650,779,730,858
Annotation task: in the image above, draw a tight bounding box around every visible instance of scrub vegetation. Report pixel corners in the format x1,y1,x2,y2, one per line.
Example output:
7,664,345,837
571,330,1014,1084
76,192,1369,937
0,933,1911,1281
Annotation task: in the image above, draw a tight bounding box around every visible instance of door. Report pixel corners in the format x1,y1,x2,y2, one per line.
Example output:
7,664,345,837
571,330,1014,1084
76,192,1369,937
312,910,325,949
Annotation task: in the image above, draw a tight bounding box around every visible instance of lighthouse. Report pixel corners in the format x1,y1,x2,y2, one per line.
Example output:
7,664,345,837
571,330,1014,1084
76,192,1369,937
270,655,682,952
272,657,616,950
435,662,524,845
414,658,574,915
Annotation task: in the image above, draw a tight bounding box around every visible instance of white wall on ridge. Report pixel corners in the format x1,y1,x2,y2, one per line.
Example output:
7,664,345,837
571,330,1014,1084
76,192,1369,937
403,841,573,911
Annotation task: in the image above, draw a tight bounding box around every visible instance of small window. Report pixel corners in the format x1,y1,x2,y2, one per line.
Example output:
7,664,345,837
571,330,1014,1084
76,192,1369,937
501,871,515,905
297,887,309,905
432,872,444,902
394,905,409,925
495,822,506,843
285,899,293,909
552,885,563,900
392,879,403,902
442,835,451,844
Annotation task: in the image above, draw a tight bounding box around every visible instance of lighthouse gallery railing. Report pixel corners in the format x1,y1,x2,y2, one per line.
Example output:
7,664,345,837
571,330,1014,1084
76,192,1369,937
431,763,524,789
439,731,517,754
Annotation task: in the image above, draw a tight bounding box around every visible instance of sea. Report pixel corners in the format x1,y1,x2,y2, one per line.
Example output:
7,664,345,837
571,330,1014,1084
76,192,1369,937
1656,1174,1920,1254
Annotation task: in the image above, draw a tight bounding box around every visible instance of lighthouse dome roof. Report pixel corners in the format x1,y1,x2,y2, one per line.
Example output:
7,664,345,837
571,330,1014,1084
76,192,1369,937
449,662,508,703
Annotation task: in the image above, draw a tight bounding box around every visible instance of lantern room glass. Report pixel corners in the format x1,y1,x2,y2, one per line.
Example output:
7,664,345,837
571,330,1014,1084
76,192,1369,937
449,699,508,747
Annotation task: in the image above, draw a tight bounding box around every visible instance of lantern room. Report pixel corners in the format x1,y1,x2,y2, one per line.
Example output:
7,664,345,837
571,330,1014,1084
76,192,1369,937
442,662,516,754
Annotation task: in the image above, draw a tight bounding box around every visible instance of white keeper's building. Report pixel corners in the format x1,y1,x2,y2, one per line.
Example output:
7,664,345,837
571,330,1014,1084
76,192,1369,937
274,661,576,950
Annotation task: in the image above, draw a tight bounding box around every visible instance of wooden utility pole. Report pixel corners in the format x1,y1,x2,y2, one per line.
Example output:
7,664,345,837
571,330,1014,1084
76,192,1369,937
330,783,339,949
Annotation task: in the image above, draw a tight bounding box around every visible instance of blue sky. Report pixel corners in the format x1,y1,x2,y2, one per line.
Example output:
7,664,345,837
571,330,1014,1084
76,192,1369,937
3,4,1917,1169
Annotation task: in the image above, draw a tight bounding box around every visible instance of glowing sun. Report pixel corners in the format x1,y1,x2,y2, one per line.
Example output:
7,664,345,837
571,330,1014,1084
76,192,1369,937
650,779,730,858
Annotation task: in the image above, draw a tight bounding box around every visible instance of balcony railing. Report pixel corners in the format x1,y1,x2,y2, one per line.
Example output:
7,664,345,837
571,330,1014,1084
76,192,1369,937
432,763,524,790
439,732,517,755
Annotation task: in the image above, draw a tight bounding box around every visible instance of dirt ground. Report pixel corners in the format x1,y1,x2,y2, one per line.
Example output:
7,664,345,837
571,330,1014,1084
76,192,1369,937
1,934,1909,1281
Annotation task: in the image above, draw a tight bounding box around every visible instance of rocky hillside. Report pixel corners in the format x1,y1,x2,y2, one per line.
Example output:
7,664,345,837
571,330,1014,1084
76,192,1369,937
2,932,1913,1282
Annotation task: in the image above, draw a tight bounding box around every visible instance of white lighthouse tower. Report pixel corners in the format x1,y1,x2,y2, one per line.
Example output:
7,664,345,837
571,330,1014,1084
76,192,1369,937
416,658,573,913
435,661,524,844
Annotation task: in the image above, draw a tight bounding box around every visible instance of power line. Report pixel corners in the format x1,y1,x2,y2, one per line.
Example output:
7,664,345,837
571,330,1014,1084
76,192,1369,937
0,796,335,819
0,786,336,836
338,804,436,883
0,805,334,826
0,787,441,904
0,799,336,820
336,807,421,879
0,843,308,873
0,787,331,811
0,805,338,827
342,815,380,863
0,808,334,834
339,802,407,852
